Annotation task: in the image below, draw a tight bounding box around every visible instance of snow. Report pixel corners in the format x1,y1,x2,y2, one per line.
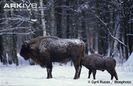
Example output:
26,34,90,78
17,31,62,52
64,39,84,45
121,52,133,72
0,62,133,86
0,53,133,86
123,52,133,66
17,54,29,65
50,39,84,47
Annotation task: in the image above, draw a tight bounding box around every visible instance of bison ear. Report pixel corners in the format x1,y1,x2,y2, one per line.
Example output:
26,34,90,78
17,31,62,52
29,46,35,50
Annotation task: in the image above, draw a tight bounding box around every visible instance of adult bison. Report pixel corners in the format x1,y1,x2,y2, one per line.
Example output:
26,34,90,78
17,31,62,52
20,36,85,79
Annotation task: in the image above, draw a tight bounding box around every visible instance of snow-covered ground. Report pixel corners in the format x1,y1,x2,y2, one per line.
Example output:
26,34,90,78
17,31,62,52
0,53,133,86
0,64,133,86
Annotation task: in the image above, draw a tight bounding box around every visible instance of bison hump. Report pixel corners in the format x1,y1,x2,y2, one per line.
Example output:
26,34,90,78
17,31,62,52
49,39,84,47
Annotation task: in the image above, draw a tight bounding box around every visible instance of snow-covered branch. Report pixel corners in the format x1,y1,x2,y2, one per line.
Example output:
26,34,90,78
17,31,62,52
0,17,30,21
127,34,133,36
0,32,35,35
0,27,30,32
75,1,127,47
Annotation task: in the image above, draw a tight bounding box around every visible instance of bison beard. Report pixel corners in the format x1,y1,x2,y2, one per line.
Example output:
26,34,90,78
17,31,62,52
20,36,85,79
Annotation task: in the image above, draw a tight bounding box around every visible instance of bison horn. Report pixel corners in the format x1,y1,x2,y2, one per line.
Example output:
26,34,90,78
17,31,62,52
23,41,29,47
22,40,28,44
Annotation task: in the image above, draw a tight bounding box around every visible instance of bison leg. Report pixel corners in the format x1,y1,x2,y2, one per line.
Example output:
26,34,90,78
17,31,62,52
73,64,82,79
46,68,52,79
46,63,53,79
92,70,96,79
88,70,92,79
78,65,82,78
113,69,118,80
107,69,118,80
72,55,82,79
111,74,113,80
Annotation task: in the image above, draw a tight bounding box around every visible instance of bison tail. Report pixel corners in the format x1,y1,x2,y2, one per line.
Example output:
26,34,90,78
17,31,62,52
114,59,116,65
112,58,117,68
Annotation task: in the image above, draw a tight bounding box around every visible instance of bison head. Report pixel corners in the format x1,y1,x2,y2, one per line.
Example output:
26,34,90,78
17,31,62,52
20,41,31,60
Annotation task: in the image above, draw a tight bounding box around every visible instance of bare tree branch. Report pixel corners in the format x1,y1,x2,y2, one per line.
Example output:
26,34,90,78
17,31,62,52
0,32,35,35
75,1,127,47
0,27,30,32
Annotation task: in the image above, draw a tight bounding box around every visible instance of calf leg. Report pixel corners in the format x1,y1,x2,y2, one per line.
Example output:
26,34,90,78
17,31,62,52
92,70,96,79
111,74,113,80
107,69,118,80
46,62,53,79
113,69,118,80
88,70,92,79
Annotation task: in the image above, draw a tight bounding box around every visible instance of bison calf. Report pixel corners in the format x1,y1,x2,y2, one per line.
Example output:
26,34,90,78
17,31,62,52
81,54,118,80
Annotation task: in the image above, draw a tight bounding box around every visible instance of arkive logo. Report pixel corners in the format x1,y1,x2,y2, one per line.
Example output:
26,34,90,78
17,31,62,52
3,3,38,9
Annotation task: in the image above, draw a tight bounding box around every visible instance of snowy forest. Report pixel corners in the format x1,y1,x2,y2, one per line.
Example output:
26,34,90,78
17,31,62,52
0,0,133,66
0,0,133,86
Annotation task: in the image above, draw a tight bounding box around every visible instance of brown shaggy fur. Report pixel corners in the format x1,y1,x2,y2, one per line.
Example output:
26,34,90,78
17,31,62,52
81,54,118,80
20,36,85,79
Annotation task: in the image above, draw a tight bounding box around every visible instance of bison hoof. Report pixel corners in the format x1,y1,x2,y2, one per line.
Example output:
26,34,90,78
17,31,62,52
74,77,78,79
74,76,79,79
47,76,53,79
47,77,52,79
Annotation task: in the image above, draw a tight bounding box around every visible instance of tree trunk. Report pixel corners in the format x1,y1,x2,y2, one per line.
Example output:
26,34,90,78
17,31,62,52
95,28,98,54
61,0,67,38
50,0,56,36
40,0,46,36
112,14,120,57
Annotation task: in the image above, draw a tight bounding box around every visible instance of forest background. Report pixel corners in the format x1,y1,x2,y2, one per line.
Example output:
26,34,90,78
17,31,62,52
0,0,132,65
